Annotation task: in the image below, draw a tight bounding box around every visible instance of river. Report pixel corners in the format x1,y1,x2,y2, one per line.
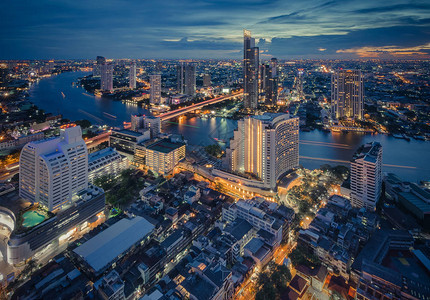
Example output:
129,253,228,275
29,71,430,182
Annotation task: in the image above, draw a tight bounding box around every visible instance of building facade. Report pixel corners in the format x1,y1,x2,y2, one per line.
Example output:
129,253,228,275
244,29,259,109
331,70,364,120
101,63,113,92
177,63,196,96
149,74,162,104
223,113,299,190
350,142,383,210
93,56,106,77
8,185,105,265
203,73,211,87
143,138,186,176
130,114,161,138
129,63,136,89
88,147,129,183
19,126,88,212
263,64,278,105
109,129,150,155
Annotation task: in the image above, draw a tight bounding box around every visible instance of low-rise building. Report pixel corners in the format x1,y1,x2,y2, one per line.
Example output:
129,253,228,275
72,216,155,277
143,137,186,176
88,147,129,182
109,129,150,156
98,270,125,300
222,197,294,246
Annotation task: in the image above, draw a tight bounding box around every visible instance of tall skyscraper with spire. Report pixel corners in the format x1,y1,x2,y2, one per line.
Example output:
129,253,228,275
243,29,259,109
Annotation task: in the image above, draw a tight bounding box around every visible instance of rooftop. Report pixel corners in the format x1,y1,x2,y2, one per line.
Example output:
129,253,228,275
88,147,120,163
73,216,154,273
145,138,185,153
113,129,146,137
352,141,382,162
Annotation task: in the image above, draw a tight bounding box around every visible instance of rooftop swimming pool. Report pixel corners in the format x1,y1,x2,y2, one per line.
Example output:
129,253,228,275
22,210,46,228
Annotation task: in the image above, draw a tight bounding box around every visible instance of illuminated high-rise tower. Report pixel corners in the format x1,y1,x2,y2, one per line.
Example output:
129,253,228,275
331,70,364,120
177,62,196,96
263,63,278,105
19,126,88,212
270,57,278,77
93,56,106,76
224,113,299,190
243,29,259,109
129,63,136,89
150,74,162,104
350,142,382,210
101,63,113,92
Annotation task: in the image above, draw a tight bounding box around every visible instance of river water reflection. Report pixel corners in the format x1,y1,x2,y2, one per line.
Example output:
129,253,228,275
29,71,430,182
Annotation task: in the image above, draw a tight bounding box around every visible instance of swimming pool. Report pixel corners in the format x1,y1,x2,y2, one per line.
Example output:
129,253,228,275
22,210,46,228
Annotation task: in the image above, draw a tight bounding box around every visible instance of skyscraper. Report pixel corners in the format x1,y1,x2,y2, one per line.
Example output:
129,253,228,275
270,57,278,77
177,62,196,96
331,70,364,120
350,142,383,210
224,113,299,190
93,56,106,77
129,63,136,89
19,126,88,212
150,74,162,104
243,29,259,109
203,73,211,87
101,63,113,92
263,64,278,105
131,114,161,138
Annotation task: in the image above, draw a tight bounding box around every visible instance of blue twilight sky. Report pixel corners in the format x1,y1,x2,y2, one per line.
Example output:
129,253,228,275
0,0,429,59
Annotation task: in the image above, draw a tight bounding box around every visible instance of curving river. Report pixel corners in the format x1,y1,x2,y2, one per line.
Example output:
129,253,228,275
29,71,430,183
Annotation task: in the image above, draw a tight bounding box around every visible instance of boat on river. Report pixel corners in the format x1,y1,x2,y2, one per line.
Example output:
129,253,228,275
103,112,117,119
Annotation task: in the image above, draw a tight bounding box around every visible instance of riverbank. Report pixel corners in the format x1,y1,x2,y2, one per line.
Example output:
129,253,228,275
28,71,430,182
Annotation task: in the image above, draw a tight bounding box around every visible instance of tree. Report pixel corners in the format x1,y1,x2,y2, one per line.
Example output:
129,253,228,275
205,143,223,158
75,119,92,129
255,283,277,300
271,265,292,291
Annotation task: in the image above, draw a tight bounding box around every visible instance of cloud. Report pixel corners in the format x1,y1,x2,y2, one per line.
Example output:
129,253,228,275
336,43,430,58
353,3,430,14
0,0,429,59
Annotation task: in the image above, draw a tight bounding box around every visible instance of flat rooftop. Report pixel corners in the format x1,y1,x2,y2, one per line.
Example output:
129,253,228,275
399,191,430,213
113,129,145,137
73,216,154,273
146,138,185,153
88,147,120,163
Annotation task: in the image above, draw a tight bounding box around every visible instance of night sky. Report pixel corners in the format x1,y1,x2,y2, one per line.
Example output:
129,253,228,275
1,0,429,59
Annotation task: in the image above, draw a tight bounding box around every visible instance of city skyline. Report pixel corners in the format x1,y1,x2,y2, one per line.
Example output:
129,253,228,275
1,1,430,298
1,0,429,60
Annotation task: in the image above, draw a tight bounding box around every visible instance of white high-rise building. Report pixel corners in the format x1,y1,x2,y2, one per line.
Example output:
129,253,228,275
350,142,383,210
149,74,161,104
101,64,113,92
331,70,364,120
224,113,299,190
19,126,88,212
129,63,136,89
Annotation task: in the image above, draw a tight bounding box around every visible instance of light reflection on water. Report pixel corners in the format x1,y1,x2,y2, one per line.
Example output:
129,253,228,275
29,72,430,182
